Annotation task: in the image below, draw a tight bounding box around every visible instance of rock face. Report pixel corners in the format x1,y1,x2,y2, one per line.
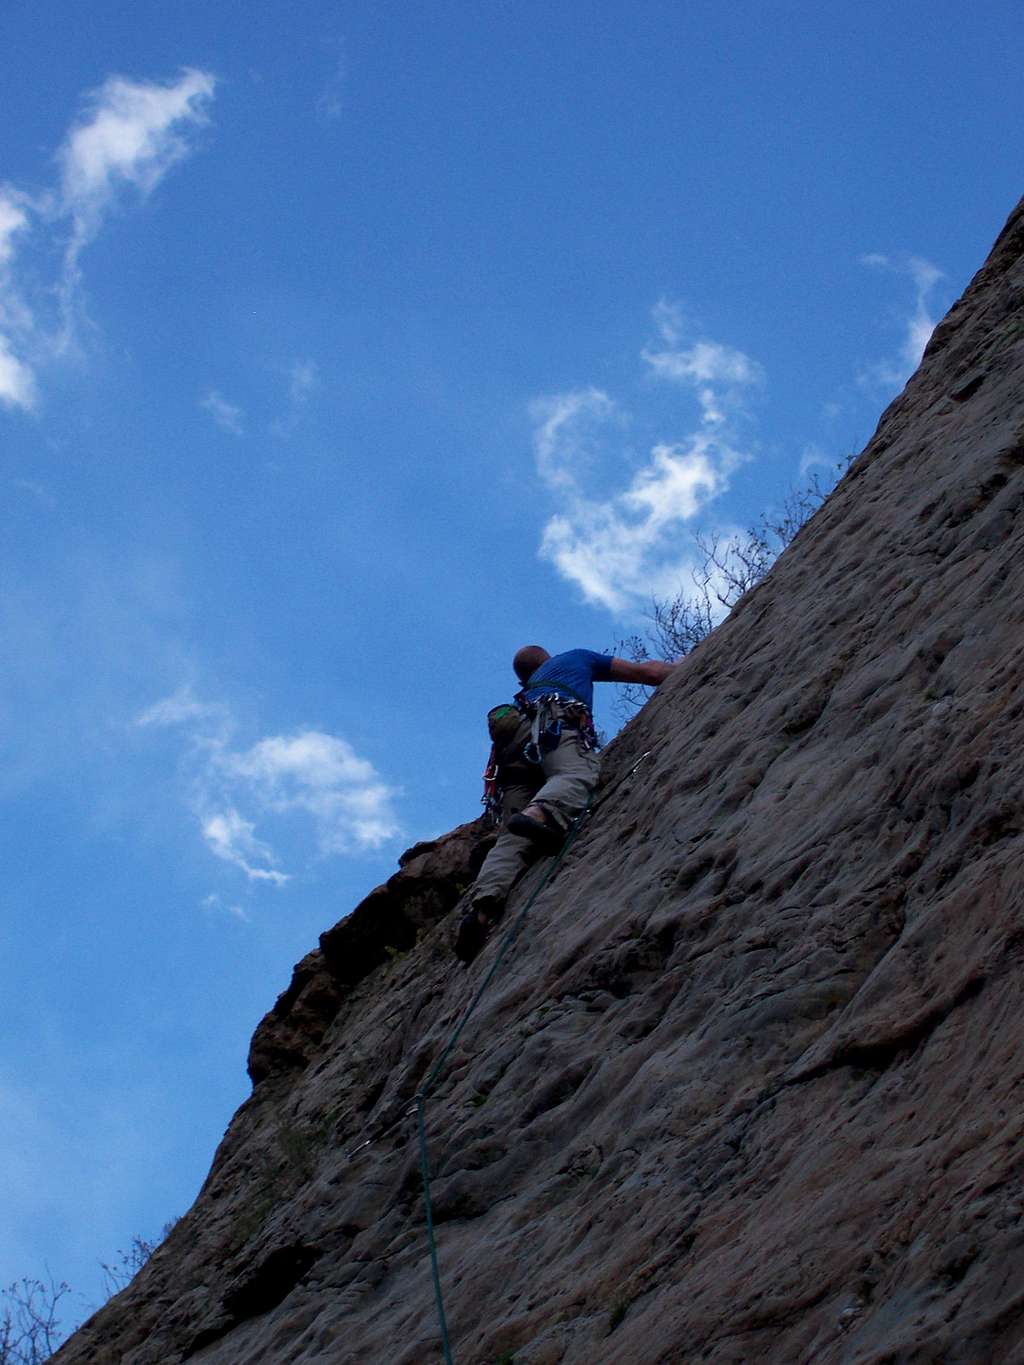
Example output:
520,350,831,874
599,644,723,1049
55,198,1024,1365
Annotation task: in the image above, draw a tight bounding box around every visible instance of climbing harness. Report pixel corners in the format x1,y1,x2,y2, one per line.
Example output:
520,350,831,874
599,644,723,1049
343,748,655,1363
515,668,598,753
521,696,597,765
482,688,599,821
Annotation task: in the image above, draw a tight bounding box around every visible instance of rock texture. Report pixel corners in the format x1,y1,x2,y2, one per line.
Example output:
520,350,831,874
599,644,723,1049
56,197,1024,1365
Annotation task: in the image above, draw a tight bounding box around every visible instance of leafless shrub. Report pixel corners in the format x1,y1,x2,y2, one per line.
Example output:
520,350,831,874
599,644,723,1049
0,1276,69,1365
99,1235,155,1300
99,1221,178,1299
1,1219,179,1362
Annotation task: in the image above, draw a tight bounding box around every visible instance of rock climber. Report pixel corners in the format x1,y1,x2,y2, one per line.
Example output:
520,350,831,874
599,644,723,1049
454,644,675,963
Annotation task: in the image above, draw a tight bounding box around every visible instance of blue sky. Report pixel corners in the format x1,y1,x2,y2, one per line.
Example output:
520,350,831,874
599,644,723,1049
1,0,1021,1333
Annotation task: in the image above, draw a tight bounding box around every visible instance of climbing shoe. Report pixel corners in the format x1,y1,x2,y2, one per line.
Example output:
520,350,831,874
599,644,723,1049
507,809,565,854
454,898,505,966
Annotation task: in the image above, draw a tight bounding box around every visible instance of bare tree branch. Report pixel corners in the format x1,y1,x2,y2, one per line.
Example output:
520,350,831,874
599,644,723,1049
1,1276,70,1364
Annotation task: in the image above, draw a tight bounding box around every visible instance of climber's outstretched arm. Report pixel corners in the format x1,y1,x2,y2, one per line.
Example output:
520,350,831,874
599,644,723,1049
607,657,677,687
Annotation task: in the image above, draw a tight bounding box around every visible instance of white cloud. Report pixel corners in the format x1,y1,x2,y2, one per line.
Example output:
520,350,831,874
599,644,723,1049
539,434,736,613
226,731,376,788
531,303,760,614
904,308,937,370
0,189,30,268
0,333,37,411
622,439,724,523
0,188,38,410
201,808,289,885
0,70,215,409
135,684,228,730
136,692,402,881
650,296,686,345
530,387,618,490
201,893,249,921
641,300,764,428
642,337,763,389
221,730,400,854
200,389,244,435
858,252,944,391
58,70,215,272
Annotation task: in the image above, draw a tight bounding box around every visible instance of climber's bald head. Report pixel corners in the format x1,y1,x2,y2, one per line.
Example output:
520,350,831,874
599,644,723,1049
513,645,550,684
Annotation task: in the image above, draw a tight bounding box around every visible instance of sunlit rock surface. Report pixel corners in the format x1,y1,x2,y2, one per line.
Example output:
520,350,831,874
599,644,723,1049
55,196,1024,1364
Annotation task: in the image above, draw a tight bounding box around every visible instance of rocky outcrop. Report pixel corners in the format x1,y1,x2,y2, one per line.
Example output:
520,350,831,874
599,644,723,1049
55,195,1024,1364
247,819,495,1084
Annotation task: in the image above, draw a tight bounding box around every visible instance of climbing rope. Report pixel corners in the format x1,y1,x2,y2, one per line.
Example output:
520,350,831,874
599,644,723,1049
416,1094,453,1364
413,749,653,1363
415,813,586,1365
342,749,654,1363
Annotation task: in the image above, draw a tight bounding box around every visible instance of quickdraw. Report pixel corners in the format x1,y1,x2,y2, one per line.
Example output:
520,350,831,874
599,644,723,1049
481,744,502,826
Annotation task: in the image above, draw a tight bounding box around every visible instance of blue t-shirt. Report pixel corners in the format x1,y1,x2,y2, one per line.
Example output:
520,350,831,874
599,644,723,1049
519,649,615,711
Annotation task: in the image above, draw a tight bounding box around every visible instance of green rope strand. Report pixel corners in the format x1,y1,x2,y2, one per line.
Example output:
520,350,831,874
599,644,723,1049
412,750,654,1361
416,1094,454,1365
419,813,586,1101
413,812,594,1362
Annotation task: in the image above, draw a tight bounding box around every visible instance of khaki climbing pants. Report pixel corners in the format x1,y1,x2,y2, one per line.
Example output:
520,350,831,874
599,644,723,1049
471,707,600,907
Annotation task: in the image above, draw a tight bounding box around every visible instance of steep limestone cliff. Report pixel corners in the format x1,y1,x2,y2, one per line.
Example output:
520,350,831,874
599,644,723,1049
56,196,1024,1364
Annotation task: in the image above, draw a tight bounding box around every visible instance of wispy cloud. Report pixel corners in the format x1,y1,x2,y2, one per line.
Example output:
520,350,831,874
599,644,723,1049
858,253,944,392
0,334,37,411
530,387,619,490
135,684,228,730
641,296,764,426
650,296,686,345
270,357,320,435
798,443,831,477
539,437,730,612
0,188,38,411
0,70,215,409
531,301,762,613
136,691,401,886
288,359,319,404
223,731,398,854
316,41,346,123
200,389,244,435
58,70,216,309
0,190,31,268
201,808,290,885
201,892,249,922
